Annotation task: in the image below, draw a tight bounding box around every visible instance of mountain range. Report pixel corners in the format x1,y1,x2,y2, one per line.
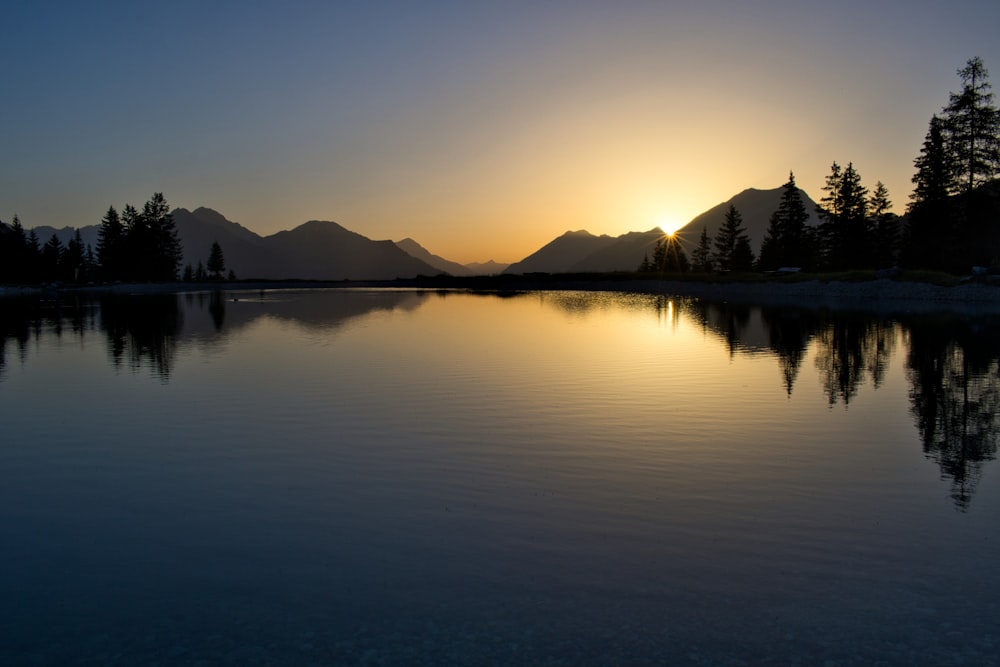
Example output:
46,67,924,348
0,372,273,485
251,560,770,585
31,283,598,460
501,186,819,274
25,185,819,280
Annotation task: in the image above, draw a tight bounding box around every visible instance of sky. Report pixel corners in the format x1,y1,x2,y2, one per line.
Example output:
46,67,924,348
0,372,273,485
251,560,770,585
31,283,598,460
3,1,1000,264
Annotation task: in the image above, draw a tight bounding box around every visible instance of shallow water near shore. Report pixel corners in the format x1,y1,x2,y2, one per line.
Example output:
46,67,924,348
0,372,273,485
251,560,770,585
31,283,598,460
1,289,998,665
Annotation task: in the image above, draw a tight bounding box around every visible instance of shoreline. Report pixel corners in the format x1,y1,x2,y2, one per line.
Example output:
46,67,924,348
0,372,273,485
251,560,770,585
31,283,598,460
3,275,1000,315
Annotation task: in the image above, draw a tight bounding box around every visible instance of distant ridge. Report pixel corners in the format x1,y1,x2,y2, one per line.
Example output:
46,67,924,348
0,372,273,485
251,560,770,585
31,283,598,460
29,225,100,250
395,238,471,276
568,229,665,272
172,207,270,277
505,230,620,274
262,220,438,280
464,259,509,275
503,228,664,274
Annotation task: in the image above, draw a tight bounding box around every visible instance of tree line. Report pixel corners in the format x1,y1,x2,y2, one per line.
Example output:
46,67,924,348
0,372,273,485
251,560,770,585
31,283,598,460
1,192,229,285
641,56,1000,276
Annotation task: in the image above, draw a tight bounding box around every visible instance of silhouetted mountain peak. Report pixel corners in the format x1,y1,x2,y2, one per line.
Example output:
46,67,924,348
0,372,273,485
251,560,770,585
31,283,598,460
676,185,819,257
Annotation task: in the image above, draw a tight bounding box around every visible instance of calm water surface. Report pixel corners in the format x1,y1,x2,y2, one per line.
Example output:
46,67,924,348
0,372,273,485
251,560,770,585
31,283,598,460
1,289,998,665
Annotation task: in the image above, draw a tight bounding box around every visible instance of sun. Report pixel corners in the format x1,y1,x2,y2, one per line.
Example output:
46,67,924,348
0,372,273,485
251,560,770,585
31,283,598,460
656,214,684,237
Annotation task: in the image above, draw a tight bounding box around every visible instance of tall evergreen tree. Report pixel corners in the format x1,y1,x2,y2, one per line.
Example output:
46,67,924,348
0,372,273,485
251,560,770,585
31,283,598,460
121,204,144,281
713,204,754,271
62,229,86,282
758,172,814,270
141,192,182,282
119,194,182,282
25,229,40,283
816,162,870,270
0,215,31,283
97,205,124,280
942,57,1000,194
691,227,714,273
868,182,899,269
906,114,956,270
942,57,1000,267
206,241,226,279
41,234,63,282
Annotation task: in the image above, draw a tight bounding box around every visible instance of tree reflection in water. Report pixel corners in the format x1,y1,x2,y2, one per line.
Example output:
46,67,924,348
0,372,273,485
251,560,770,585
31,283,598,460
99,294,182,380
760,306,824,396
812,316,896,407
907,319,1000,511
686,300,753,359
690,299,999,510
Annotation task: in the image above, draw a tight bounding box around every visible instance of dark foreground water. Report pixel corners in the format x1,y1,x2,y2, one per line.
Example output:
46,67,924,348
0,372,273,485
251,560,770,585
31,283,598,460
1,289,998,666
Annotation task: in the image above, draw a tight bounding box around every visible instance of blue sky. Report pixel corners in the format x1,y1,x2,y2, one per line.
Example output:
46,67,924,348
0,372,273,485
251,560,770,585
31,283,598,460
3,1,999,262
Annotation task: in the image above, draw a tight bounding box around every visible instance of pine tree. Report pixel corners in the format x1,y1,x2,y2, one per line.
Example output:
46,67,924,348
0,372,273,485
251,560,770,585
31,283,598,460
83,244,97,282
2,215,31,282
25,229,40,283
817,162,869,270
906,115,956,270
713,204,753,271
691,227,714,272
97,206,124,280
120,194,182,282
206,241,226,279
41,234,63,282
941,58,1000,268
121,204,144,281
142,193,182,281
758,172,813,270
869,182,899,269
942,57,1000,194
62,229,86,282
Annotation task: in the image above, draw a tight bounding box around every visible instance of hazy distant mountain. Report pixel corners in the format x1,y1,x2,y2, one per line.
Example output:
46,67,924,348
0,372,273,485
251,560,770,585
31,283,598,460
262,220,439,280
177,209,439,279
504,230,619,274
395,238,508,276
30,225,100,250
395,238,472,276
464,260,509,275
504,228,664,274
172,207,271,277
569,229,664,272
675,187,820,257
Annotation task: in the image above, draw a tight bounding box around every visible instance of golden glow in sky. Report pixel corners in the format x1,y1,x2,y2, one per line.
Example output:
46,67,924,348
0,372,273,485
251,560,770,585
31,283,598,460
2,3,999,264
657,216,684,237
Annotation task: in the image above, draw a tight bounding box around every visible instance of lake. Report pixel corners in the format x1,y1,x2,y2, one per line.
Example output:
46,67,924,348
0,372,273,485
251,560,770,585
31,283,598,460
1,288,998,665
